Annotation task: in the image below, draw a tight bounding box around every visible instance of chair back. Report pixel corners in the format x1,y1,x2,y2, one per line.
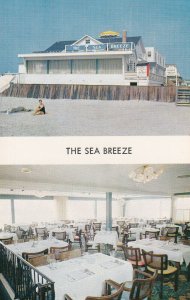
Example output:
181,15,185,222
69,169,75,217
123,246,142,266
59,249,82,261
142,250,168,271
129,270,157,300
50,245,69,253
22,248,48,261
29,255,48,267
144,231,159,239
166,227,179,235
85,282,124,299
52,231,67,241
35,227,48,238
93,223,102,231
0,237,13,245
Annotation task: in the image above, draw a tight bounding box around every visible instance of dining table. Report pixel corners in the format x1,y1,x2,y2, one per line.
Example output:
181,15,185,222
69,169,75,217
37,253,133,300
0,231,18,241
7,238,68,256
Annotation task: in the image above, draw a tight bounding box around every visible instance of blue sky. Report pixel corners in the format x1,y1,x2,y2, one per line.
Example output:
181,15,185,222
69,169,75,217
0,0,190,78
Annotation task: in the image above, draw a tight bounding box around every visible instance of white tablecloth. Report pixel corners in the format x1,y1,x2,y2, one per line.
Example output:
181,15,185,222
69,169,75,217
0,232,17,241
50,228,75,242
156,224,183,235
38,253,133,300
94,231,118,247
128,239,190,266
129,227,160,239
7,239,68,256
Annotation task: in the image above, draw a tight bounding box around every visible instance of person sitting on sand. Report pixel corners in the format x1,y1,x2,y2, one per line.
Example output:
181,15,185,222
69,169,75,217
33,99,46,115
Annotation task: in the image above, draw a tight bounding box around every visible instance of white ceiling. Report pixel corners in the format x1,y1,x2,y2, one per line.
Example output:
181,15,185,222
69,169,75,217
0,165,190,198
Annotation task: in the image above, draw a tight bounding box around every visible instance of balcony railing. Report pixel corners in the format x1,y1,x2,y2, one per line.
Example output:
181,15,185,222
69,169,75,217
0,242,55,300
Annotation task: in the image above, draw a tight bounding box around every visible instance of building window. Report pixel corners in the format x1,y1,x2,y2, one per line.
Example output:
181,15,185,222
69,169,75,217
85,39,90,44
148,51,151,57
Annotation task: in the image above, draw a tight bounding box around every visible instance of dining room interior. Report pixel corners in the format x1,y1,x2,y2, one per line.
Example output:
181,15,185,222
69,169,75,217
0,164,190,300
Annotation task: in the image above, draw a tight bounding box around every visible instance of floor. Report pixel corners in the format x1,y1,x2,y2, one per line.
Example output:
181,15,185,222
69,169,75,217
1,97,190,136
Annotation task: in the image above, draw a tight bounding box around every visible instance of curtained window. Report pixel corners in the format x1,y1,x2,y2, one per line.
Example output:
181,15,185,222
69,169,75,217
72,59,96,74
27,60,47,74
98,58,122,74
49,60,71,74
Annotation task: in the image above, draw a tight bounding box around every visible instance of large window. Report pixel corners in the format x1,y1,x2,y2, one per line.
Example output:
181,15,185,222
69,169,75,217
173,197,190,222
72,59,96,74
27,60,47,74
14,200,56,223
0,200,12,228
49,60,71,74
98,59,122,74
125,198,171,219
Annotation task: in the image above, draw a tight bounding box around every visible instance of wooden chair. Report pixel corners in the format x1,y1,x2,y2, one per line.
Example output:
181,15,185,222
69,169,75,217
29,255,48,267
52,231,67,241
165,227,179,243
106,269,157,300
35,227,48,240
122,232,136,245
22,249,48,261
72,228,82,248
0,237,13,245
84,233,100,253
142,250,178,298
141,231,159,240
50,245,69,260
184,225,190,240
93,223,102,232
64,282,124,300
123,246,145,268
59,249,82,261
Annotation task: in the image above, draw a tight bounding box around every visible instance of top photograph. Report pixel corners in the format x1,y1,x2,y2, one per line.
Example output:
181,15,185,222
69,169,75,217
0,0,190,136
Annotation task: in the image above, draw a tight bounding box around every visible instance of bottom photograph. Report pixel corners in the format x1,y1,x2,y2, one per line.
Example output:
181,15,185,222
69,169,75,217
0,164,190,300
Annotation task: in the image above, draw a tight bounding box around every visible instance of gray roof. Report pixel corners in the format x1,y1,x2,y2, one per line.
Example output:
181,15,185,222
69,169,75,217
40,36,141,53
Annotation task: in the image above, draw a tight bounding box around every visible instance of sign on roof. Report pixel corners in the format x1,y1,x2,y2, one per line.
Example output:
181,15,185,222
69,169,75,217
65,42,134,53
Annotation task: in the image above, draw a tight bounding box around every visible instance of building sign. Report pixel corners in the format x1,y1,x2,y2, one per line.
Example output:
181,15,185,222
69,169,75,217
108,42,132,51
65,45,86,52
87,44,107,51
66,42,133,52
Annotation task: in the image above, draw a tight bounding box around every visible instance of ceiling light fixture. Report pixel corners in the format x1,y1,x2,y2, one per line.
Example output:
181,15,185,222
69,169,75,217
129,165,164,184
21,167,32,174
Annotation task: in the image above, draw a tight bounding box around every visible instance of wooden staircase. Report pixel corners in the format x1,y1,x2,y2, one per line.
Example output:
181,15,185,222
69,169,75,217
176,87,190,106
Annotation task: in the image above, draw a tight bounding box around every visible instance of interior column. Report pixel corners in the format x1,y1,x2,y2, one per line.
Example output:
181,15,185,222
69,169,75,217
106,192,112,230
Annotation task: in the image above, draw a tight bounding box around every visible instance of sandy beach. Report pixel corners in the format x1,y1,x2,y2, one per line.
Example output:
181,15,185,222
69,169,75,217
0,96,190,136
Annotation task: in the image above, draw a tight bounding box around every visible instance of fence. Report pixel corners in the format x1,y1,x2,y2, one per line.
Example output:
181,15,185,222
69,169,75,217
2,84,177,102
0,242,55,300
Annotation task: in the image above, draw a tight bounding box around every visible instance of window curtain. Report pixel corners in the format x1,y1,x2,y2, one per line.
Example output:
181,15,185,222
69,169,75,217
98,58,122,74
49,60,71,74
27,60,47,74
72,59,96,74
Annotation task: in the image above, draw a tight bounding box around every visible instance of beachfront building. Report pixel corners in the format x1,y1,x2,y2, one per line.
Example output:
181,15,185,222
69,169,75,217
18,31,166,86
165,64,183,86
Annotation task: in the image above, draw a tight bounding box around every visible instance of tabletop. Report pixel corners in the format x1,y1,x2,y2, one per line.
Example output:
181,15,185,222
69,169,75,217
7,238,68,256
38,253,133,300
